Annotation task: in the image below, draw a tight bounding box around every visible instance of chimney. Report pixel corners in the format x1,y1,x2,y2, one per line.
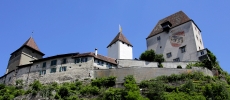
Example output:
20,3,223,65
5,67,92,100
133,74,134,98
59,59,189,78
95,48,98,56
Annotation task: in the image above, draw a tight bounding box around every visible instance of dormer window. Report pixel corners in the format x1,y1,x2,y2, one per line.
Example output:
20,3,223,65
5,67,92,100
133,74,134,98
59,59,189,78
161,21,172,32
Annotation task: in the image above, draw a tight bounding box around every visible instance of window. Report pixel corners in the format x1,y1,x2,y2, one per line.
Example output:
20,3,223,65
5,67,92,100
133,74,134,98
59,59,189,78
180,46,186,53
200,40,202,44
40,70,46,75
50,68,56,73
173,58,180,62
157,36,161,41
75,58,80,63
97,60,103,65
200,51,204,55
51,60,57,66
62,58,67,64
42,62,46,68
196,35,198,40
59,66,67,72
166,52,172,58
80,57,88,63
106,63,112,68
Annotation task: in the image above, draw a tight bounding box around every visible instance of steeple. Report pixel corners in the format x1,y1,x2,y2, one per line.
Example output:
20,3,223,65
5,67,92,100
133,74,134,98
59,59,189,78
107,25,132,48
107,25,133,59
22,36,40,52
7,36,44,73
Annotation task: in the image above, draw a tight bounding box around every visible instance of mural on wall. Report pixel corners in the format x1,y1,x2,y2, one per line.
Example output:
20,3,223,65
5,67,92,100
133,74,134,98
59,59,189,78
169,28,185,47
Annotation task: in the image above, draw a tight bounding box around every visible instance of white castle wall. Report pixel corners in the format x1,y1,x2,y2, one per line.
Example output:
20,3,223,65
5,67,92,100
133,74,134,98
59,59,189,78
108,41,119,59
147,21,200,61
191,23,204,51
118,41,133,59
108,41,133,59
117,59,158,67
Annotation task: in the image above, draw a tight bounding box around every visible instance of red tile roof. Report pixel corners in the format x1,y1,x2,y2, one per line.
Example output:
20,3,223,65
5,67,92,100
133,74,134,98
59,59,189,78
146,11,191,39
11,37,44,55
107,32,133,48
73,52,117,64
23,37,40,51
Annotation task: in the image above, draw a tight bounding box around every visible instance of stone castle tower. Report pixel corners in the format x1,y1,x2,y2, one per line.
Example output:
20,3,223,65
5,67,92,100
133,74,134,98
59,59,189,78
146,11,205,61
107,26,133,59
6,37,44,73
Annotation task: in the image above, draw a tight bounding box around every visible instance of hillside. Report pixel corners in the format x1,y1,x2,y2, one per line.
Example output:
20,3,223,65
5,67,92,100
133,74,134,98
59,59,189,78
1,71,230,100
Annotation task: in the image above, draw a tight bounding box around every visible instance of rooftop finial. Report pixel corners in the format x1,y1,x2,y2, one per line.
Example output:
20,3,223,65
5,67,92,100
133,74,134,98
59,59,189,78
31,31,34,38
119,24,122,32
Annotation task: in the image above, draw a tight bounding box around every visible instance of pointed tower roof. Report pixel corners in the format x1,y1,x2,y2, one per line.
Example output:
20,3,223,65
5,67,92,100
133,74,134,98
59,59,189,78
107,32,133,48
146,11,192,39
11,37,44,55
22,37,40,51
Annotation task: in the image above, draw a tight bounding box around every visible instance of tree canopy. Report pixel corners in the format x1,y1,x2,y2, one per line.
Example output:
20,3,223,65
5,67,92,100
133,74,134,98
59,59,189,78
139,49,165,64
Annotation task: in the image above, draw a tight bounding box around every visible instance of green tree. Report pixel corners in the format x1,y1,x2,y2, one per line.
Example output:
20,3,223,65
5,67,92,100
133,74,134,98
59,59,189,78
139,50,165,64
139,49,156,62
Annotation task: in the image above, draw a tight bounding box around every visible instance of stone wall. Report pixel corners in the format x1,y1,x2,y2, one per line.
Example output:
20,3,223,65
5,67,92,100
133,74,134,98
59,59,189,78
0,60,213,85
94,67,213,83
118,59,158,67
162,61,197,68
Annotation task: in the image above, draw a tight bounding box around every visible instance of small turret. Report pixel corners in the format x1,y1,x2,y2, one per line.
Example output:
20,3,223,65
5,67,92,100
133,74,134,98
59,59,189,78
6,37,45,73
107,25,133,59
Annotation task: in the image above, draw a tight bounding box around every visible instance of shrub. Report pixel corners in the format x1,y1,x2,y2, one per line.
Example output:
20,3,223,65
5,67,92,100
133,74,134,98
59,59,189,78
177,65,182,69
30,80,42,91
186,63,192,69
80,85,99,95
158,63,163,68
58,86,70,98
103,87,123,100
91,76,116,88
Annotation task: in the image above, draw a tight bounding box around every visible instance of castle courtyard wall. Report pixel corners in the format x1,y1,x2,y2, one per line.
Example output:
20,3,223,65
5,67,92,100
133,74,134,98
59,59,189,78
94,67,213,83
117,59,158,67
0,60,213,85
162,61,197,68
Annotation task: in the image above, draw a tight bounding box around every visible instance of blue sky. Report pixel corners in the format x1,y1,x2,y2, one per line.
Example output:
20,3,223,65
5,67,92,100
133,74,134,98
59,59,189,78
0,1,229,76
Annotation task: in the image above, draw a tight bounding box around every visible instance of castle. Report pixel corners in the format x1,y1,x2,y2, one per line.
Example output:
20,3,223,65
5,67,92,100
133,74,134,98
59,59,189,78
0,11,212,85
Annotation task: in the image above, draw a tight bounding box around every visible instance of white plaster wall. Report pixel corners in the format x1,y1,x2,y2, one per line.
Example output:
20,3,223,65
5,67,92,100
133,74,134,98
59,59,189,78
119,41,133,59
191,23,204,51
147,21,200,61
108,41,119,59
118,60,158,67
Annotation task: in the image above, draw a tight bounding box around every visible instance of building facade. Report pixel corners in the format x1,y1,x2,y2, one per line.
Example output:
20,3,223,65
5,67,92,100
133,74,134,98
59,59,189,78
146,11,207,62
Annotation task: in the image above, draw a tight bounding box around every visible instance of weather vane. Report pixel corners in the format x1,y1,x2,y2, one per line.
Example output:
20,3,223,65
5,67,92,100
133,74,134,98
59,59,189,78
119,24,122,32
